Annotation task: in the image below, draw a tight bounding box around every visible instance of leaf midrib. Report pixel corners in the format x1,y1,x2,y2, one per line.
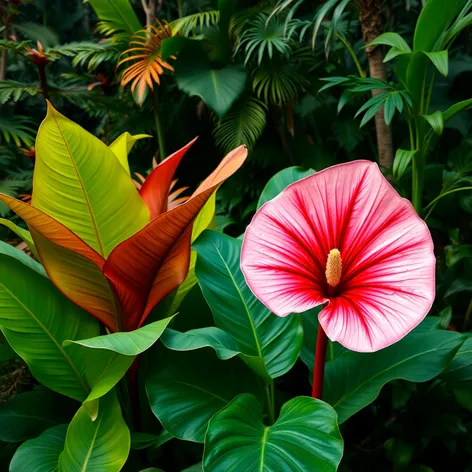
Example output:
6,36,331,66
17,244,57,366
0,282,90,396
80,414,103,472
332,343,456,409
213,243,264,361
51,111,106,257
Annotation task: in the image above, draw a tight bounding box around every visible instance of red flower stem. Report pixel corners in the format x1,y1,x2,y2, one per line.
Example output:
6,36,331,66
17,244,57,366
129,356,142,431
312,325,328,399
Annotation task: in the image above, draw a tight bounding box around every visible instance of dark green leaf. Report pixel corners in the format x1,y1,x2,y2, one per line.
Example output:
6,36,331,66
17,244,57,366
9,424,67,472
323,329,464,423
204,394,343,471
393,148,417,180
87,0,141,35
443,98,472,122
423,110,444,135
194,231,303,380
425,51,449,77
366,32,411,52
146,348,262,443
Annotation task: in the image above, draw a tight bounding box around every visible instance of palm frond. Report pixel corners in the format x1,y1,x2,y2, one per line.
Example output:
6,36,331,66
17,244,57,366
235,13,294,65
0,81,40,104
0,116,36,147
0,39,31,56
170,11,219,36
213,97,268,153
252,62,309,105
95,21,132,44
118,19,175,105
52,41,121,71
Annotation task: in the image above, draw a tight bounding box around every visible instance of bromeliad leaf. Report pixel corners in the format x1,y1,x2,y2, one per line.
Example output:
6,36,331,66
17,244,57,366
33,103,150,257
203,394,343,472
194,230,303,380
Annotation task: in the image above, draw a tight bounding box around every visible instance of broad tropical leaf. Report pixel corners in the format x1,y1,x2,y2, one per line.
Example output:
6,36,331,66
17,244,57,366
103,146,247,331
109,132,151,175
146,348,262,442
0,218,38,257
9,424,67,472
87,0,141,35
323,329,464,423
33,103,150,257
204,394,343,471
59,390,130,472
194,230,303,380
0,241,98,401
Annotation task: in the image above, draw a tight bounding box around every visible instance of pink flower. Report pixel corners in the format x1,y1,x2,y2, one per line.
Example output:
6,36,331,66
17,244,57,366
241,161,435,352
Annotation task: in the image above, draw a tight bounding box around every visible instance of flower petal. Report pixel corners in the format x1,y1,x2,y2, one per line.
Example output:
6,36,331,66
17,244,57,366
140,138,197,218
241,161,435,352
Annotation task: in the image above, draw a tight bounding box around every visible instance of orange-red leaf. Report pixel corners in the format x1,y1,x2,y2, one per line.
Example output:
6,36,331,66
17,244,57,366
139,138,197,218
104,146,248,330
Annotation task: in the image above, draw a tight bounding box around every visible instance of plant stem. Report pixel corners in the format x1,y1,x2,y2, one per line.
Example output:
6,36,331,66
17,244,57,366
336,34,365,78
38,64,49,101
423,186,472,220
312,325,328,399
151,87,166,161
265,381,275,424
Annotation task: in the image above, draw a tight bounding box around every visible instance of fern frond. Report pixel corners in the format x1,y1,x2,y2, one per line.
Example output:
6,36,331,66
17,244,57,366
213,97,267,153
0,116,36,147
170,11,219,36
118,19,174,105
252,62,309,105
0,81,40,104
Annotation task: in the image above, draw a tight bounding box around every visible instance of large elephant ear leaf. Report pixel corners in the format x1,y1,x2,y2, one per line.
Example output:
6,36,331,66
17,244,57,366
33,103,149,257
204,394,343,472
0,241,99,402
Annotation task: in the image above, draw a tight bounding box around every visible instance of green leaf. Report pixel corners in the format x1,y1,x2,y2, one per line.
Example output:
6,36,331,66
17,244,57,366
424,50,449,77
194,230,303,380
9,424,67,472
65,316,174,355
146,348,262,443
413,0,467,52
366,32,411,52
384,47,410,62
323,329,464,424
0,241,98,401
443,98,472,122
0,218,38,258
176,62,247,118
204,394,343,471
87,0,141,35
405,50,429,106
318,76,350,93
257,166,315,209
393,148,417,180
33,104,149,257
423,110,444,135
109,132,151,176
131,430,173,450
442,337,472,383
59,389,130,472
0,390,75,442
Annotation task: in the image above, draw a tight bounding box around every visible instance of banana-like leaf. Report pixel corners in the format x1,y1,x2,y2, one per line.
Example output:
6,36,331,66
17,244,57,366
140,138,197,218
0,241,98,401
109,132,151,175
87,0,141,35
33,103,149,258
104,146,247,331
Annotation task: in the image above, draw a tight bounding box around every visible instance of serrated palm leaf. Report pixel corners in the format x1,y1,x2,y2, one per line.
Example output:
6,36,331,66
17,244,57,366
252,62,308,105
213,97,267,153
119,20,175,105
170,11,219,36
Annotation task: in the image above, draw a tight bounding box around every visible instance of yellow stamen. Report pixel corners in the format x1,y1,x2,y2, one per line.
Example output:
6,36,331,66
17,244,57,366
325,249,342,287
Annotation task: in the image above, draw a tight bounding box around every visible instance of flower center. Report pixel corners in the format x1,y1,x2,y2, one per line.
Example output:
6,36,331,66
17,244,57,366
325,248,342,287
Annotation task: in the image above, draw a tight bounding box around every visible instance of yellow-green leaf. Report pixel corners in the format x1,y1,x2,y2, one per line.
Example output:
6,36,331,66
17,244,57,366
109,132,151,176
33,103,150,257
0,218,38,258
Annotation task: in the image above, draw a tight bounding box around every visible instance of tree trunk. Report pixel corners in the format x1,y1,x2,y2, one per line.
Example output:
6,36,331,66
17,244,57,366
359,0,394,171
141,0,157,26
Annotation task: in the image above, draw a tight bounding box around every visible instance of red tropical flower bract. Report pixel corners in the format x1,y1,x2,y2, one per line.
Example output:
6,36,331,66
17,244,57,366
241,161,436,352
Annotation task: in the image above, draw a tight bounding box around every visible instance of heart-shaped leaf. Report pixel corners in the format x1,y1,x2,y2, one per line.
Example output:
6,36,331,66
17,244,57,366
204,394,343,471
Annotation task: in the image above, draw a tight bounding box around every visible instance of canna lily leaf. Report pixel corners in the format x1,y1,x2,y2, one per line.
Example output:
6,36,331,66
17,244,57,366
104,145,248,331
0,217,38,258
109,132,151,176
33,103,150,258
